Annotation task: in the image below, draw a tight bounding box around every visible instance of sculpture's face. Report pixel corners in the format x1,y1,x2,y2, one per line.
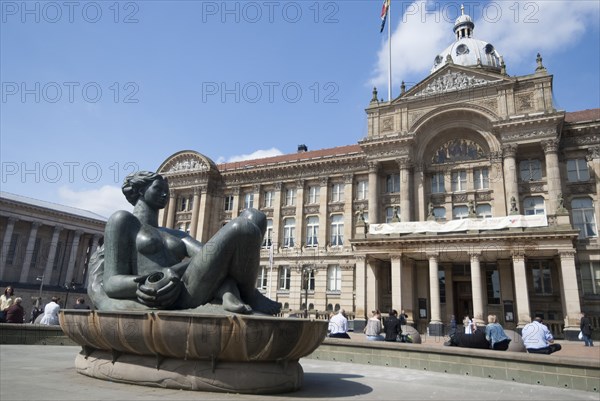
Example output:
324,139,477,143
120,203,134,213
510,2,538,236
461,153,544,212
143,178,169,210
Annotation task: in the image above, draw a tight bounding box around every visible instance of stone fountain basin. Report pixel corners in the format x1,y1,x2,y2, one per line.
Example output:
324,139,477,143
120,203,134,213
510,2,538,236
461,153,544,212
59,310,328,362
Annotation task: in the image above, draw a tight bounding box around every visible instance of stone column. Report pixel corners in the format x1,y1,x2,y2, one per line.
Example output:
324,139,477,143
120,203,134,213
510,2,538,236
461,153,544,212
414,163,425,221
20,222,42,283
390,254,402,310
165,192,177,229
398,158,412,222
444,264,454,322
83,233,102,287
318,177,328,248
43,225,63,285
367,162,379,224
366,257,377,316
542,139,561,214
354,255,367,330
189,187,201,239
231,186,240,218
64,230,83,286
469,252,485,325
558,251,583,340
502,144,519,215
427,252,443,335
402,258,415,324
294,180,305,249
0,217,18,280
195,186,210,242
512,252,531,327
272,183,282,250
343,174,354,249
490,151,507,216
253,184,262,211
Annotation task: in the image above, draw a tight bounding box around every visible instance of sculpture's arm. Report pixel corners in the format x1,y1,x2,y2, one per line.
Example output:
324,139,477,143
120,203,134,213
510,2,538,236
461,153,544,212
103,210,143,299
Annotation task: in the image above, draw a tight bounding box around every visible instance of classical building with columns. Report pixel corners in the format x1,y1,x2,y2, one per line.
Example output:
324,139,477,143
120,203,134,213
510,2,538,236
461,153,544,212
0,191,105,314
157,12,599,339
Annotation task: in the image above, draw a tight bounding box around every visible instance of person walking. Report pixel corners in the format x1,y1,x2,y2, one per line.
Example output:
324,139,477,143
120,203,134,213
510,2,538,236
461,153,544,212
522,317,562,354
580,312,594,347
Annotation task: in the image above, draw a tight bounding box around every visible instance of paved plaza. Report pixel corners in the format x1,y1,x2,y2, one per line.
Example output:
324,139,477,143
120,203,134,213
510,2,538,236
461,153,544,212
1,345,598,401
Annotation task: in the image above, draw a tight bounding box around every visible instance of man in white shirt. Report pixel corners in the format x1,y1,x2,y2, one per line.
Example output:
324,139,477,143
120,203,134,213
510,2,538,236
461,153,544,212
522,317,562,354
328,309,350,339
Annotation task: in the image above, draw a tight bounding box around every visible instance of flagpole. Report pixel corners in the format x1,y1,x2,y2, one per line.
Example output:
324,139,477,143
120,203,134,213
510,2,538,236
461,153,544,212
387,0,392,102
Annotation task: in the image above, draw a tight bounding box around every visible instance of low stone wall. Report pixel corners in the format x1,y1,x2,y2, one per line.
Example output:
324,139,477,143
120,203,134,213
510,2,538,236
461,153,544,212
0,323,77,346
308,338,600,393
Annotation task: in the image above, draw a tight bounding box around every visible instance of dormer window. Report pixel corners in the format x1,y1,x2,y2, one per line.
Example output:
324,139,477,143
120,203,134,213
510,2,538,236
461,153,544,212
456,44,469,55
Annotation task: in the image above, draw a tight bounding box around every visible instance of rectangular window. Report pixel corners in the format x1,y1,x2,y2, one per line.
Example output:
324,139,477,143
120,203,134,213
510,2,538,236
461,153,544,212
356,180,368,200
179,197,188,212
278,266,291,290
283,218,295,248
301,268,315,291
519,159,542,181
285,188,296,206
523,196,545,215
224,195,234,211
572,197,598,239
262,219,273,248
256,266,268,290
308,186,320,204
567,158,590,182
473,168,489,190
580,261,600,295
386,174,400,193
30,238,41,269
264,191,273,208
385,207,395,223
431,172,445,193
331,183,344,202
306,216,319,247
330,214,344,246
476,204,492,218
453,205,469,220
244,193,254,209
530,260,553,295
6,234,19,265
486,264,501,304
439,270,446,304
327,265,342,291
433,207,446,221
451,171,467,192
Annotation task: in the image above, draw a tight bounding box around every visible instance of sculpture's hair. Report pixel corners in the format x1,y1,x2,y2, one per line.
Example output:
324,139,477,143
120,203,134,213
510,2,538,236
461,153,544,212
122,171,163,206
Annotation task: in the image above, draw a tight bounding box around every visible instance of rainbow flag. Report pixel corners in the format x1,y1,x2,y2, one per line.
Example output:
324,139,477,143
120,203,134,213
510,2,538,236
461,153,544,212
380,0,390,33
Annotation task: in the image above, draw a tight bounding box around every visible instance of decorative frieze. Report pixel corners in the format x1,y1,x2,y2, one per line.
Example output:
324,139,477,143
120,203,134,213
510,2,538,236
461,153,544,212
516,92,534,112
566,182,595,195
304,206,319,215
475,192,492,201
412,71,492,97
519,182,546,193
501,129,556,142
281,206,296,216
329,204,345,213
452,194,468,203
381,117,394,132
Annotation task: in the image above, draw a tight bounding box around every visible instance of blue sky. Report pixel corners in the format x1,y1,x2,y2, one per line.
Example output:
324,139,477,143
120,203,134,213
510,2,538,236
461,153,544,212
1,0,599,217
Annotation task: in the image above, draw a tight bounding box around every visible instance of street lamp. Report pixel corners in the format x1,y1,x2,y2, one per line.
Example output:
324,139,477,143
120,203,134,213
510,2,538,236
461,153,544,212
300,265,315,318
64,279,76,308
35,275,44,308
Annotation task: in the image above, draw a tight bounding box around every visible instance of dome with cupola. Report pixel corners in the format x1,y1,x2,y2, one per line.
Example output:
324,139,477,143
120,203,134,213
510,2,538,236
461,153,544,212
431,5,503,73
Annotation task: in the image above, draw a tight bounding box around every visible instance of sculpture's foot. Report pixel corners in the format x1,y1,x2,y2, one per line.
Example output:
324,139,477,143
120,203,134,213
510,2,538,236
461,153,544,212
222,292,252,314
250,289,282,315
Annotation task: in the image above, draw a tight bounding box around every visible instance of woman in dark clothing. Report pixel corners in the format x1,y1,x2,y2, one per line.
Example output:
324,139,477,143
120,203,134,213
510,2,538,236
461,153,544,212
5,297,24,324
384,309,401,342
580,312,594,347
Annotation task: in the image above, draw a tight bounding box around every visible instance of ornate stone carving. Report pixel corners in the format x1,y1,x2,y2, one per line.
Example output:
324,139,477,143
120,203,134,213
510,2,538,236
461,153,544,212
519,182,546,193
413,71,491,97
541,139,559,154
502,144,517,158
281,206,296,216
480,99,498,113
330,204,344,213
516,92,534,111
167,158,210,173
431,194,445,205
566,183,595,194
343,174,354,184
304,206,319,215
453,194,468,203
501,129,555,142
475,192,492,201
587,146,600,160
381,117,394,132
432,138,486,164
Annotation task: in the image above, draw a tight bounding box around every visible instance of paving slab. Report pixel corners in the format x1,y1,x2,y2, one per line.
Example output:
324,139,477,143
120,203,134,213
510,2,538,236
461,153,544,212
1,345,598,401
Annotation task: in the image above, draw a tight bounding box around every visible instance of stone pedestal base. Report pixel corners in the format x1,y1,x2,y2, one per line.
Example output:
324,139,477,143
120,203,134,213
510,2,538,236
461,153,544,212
75,350,303,394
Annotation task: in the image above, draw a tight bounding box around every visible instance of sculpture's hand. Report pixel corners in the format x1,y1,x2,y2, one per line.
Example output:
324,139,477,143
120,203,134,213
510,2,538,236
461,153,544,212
134,268,182,308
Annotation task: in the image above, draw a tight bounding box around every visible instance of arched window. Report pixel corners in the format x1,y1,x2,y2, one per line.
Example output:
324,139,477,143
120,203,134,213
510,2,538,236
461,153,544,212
306,216,319,247
283,218,295,248
572,198,597,239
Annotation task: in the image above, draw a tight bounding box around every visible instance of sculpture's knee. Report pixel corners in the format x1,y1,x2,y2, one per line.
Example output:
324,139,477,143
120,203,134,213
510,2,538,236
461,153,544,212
239,208,267,236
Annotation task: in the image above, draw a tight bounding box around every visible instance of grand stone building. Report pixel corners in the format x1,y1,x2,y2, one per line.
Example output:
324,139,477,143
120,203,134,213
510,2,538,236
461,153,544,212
156,12,599,339
0,192,105,314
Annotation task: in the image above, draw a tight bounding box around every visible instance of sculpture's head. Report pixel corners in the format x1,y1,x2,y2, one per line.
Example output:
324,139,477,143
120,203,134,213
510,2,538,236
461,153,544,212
122,171,169,209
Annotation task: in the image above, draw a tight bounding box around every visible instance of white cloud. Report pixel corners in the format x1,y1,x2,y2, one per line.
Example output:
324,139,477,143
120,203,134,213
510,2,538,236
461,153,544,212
216,147,284,164
58,185,132,218
371,0,599,90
